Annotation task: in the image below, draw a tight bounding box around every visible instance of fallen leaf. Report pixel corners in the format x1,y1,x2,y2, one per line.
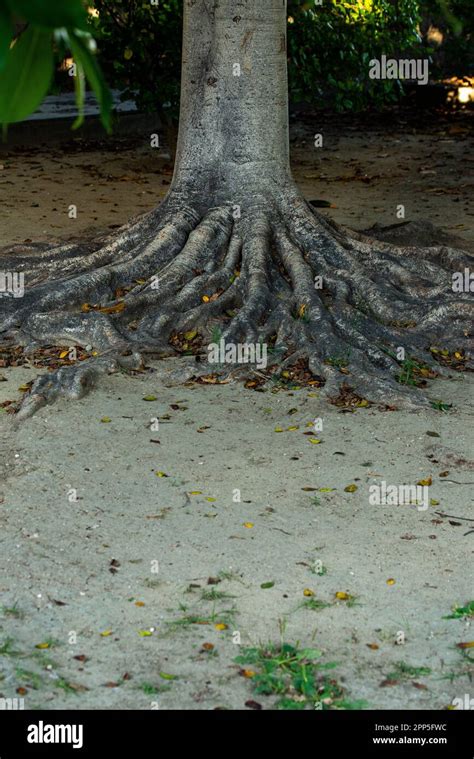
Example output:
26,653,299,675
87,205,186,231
243,522,254,529
214,623,228,631
417,477,432,486
303,588,315,597
344,484,358,493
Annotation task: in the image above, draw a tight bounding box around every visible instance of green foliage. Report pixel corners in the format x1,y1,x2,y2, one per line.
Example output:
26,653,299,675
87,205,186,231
92,0,182,120
443,601,474,619
0,25,53,124
287,0,423,111
235,642,366,709
0,0,111,131
419,0,474,77
4,0,89,31
93,0,427,117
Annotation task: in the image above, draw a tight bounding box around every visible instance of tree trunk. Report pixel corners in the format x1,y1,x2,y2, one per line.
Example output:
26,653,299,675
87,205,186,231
1,0,471,420
171,0,292,210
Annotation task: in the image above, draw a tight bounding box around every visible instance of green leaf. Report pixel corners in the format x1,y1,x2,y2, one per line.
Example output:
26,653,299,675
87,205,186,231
71,61,85,130
68,31,112,133
4,0,88,31
0,26,53,124
0,1,13,71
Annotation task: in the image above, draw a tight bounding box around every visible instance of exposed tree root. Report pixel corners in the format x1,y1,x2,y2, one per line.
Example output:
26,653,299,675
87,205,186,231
1,190,472,419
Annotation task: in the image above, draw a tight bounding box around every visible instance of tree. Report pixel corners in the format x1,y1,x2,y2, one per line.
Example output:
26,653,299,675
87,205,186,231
1,0,472,419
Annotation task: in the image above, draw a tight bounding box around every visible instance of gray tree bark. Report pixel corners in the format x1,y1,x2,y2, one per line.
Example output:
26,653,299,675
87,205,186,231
171,0,292,210
0,0,472,419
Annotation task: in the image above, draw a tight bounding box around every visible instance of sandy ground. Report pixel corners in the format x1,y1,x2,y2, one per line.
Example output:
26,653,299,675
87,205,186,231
0,108,473,245
0,109,473,710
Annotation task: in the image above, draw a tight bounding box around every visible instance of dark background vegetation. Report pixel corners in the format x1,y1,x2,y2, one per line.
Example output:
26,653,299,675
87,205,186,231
88,0,473,120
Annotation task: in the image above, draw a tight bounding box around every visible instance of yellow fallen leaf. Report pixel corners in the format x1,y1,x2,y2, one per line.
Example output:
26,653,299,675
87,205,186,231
303,588,314,597
202,295,210,303
298,304,307,318
274,427,284,432
309,438,322,444
189,491,202,495
100,630,113,637
287,425,299,431
18,384,31,392
281,371,290,379
319,487,334,492
243,522,254,529
184,330,198,341
454,351,462,359
143,395,157,401
135,601,145,607
307,392,318,397
335,592,350,601
430,498,440,506
35,642,50,649
242,669,255,678
124,48,133,60
138,630,152,637
59,350,69,359
205,497,216,502
417,477,432,486
155,471,168,478
367,643,379,650
357,399,369,407
98,301,125,315
100,417,112,423
214,623,228,631
457,641,474,649
344,484,358,493
386,578,396,585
